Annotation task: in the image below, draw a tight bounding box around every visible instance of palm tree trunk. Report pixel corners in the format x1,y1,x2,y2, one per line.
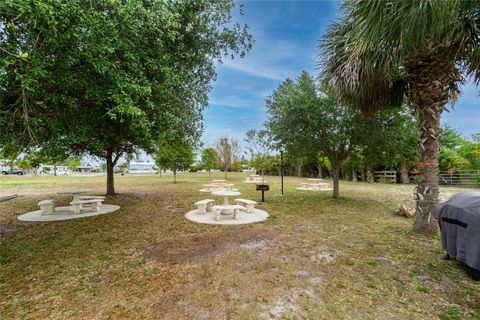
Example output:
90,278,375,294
399,162,410,184
406,56,451,235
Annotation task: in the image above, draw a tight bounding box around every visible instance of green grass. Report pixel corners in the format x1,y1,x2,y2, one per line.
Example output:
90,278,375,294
1,172,479,319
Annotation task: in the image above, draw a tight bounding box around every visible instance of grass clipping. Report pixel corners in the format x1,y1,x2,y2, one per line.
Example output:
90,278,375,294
395,205,415,218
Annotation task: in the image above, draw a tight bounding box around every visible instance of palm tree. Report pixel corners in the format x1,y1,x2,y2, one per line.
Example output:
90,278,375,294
319,1,480,235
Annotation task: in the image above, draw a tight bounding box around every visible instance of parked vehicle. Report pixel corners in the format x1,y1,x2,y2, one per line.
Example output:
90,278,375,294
1,168,26,175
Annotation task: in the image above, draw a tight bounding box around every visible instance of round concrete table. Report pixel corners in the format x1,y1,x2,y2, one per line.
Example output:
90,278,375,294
58,189,93,211
211,190,241,205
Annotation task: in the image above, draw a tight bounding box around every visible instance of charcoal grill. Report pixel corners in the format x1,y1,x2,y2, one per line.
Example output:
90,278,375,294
436,192,480,281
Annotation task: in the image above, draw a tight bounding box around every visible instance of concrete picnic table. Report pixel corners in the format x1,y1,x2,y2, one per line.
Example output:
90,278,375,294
57,189,93,211
211,190,241,205
57,189,93,201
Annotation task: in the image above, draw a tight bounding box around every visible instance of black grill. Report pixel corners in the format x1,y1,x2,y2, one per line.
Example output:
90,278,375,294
436,192,480,281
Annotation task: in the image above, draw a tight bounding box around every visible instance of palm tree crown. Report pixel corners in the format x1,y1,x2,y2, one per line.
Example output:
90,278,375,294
319,0,480,112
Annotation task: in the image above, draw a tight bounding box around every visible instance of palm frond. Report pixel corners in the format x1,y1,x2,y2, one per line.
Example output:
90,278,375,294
318,0,480,111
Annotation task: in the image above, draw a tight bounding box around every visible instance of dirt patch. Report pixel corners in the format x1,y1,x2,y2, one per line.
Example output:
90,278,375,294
0,225,26,238
310,251,335,264
141,228,277,264
260,288,322,319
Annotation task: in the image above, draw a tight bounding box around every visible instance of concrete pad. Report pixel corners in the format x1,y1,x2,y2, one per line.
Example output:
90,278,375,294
17,205,120,222
185,208,269,225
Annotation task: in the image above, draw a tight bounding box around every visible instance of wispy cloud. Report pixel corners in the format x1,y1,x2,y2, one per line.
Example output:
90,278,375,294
220,62,286,81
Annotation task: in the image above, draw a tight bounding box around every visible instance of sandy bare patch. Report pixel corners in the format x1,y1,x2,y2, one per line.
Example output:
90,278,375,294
260,288,323,319
141,228,277,264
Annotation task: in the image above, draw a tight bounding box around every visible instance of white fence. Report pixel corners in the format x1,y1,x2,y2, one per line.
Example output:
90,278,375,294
374,171,397,183
439,170,479,187
373,169,479,187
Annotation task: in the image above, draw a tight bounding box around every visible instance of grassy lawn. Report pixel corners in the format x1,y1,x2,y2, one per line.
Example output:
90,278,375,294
1,173,479,319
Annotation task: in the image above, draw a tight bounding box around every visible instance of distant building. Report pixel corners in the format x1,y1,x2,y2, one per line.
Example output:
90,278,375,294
128,162,158,174
0,159,7,172
76,162,95,173
38,165,70,175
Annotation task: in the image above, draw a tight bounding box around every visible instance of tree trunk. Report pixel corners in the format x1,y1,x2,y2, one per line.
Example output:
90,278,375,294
53,164,57,176
332,163,340,199
366,165,374,183
352,170,358,182
296,162,302,177
224,169,227,179
406,55,451,235
106,151,116,195
173,170,177,183
317,164,323,178
399,162,410,184
208,169,211,178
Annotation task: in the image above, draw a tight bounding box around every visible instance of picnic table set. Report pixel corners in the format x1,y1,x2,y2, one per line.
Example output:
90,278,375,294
38,189,106,215
199,180,238,193
296,178,332,191
194,180,257,221
243,174,267,184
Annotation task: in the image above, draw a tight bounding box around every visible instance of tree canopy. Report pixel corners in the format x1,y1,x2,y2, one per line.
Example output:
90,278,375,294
215,136,240,179
244,129,271,177
266,71,362,198
200,147,218,177
154,137,194,183
0,0,253,194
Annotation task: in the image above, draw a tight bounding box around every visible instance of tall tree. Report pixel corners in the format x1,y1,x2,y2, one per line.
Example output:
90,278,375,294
458,135,480,170
0,0,253,194
319,1,480,234
356,106,420,184
245,129,271,179
215,136,240,179
266,71,362,198
439,126,470,171
65,157,81,172
154,138,194,183
200,148,218,177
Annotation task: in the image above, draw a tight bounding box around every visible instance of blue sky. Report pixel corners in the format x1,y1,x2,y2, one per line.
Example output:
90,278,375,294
202,0,480,148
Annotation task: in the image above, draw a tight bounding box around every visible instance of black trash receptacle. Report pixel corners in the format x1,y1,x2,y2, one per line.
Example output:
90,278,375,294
436,192,480,281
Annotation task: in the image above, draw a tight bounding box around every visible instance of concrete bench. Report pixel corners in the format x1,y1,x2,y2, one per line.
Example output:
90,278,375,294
212,204,244,220
194,199,215,214
70,199,103,214
38,199,54,215
234,198,257,213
